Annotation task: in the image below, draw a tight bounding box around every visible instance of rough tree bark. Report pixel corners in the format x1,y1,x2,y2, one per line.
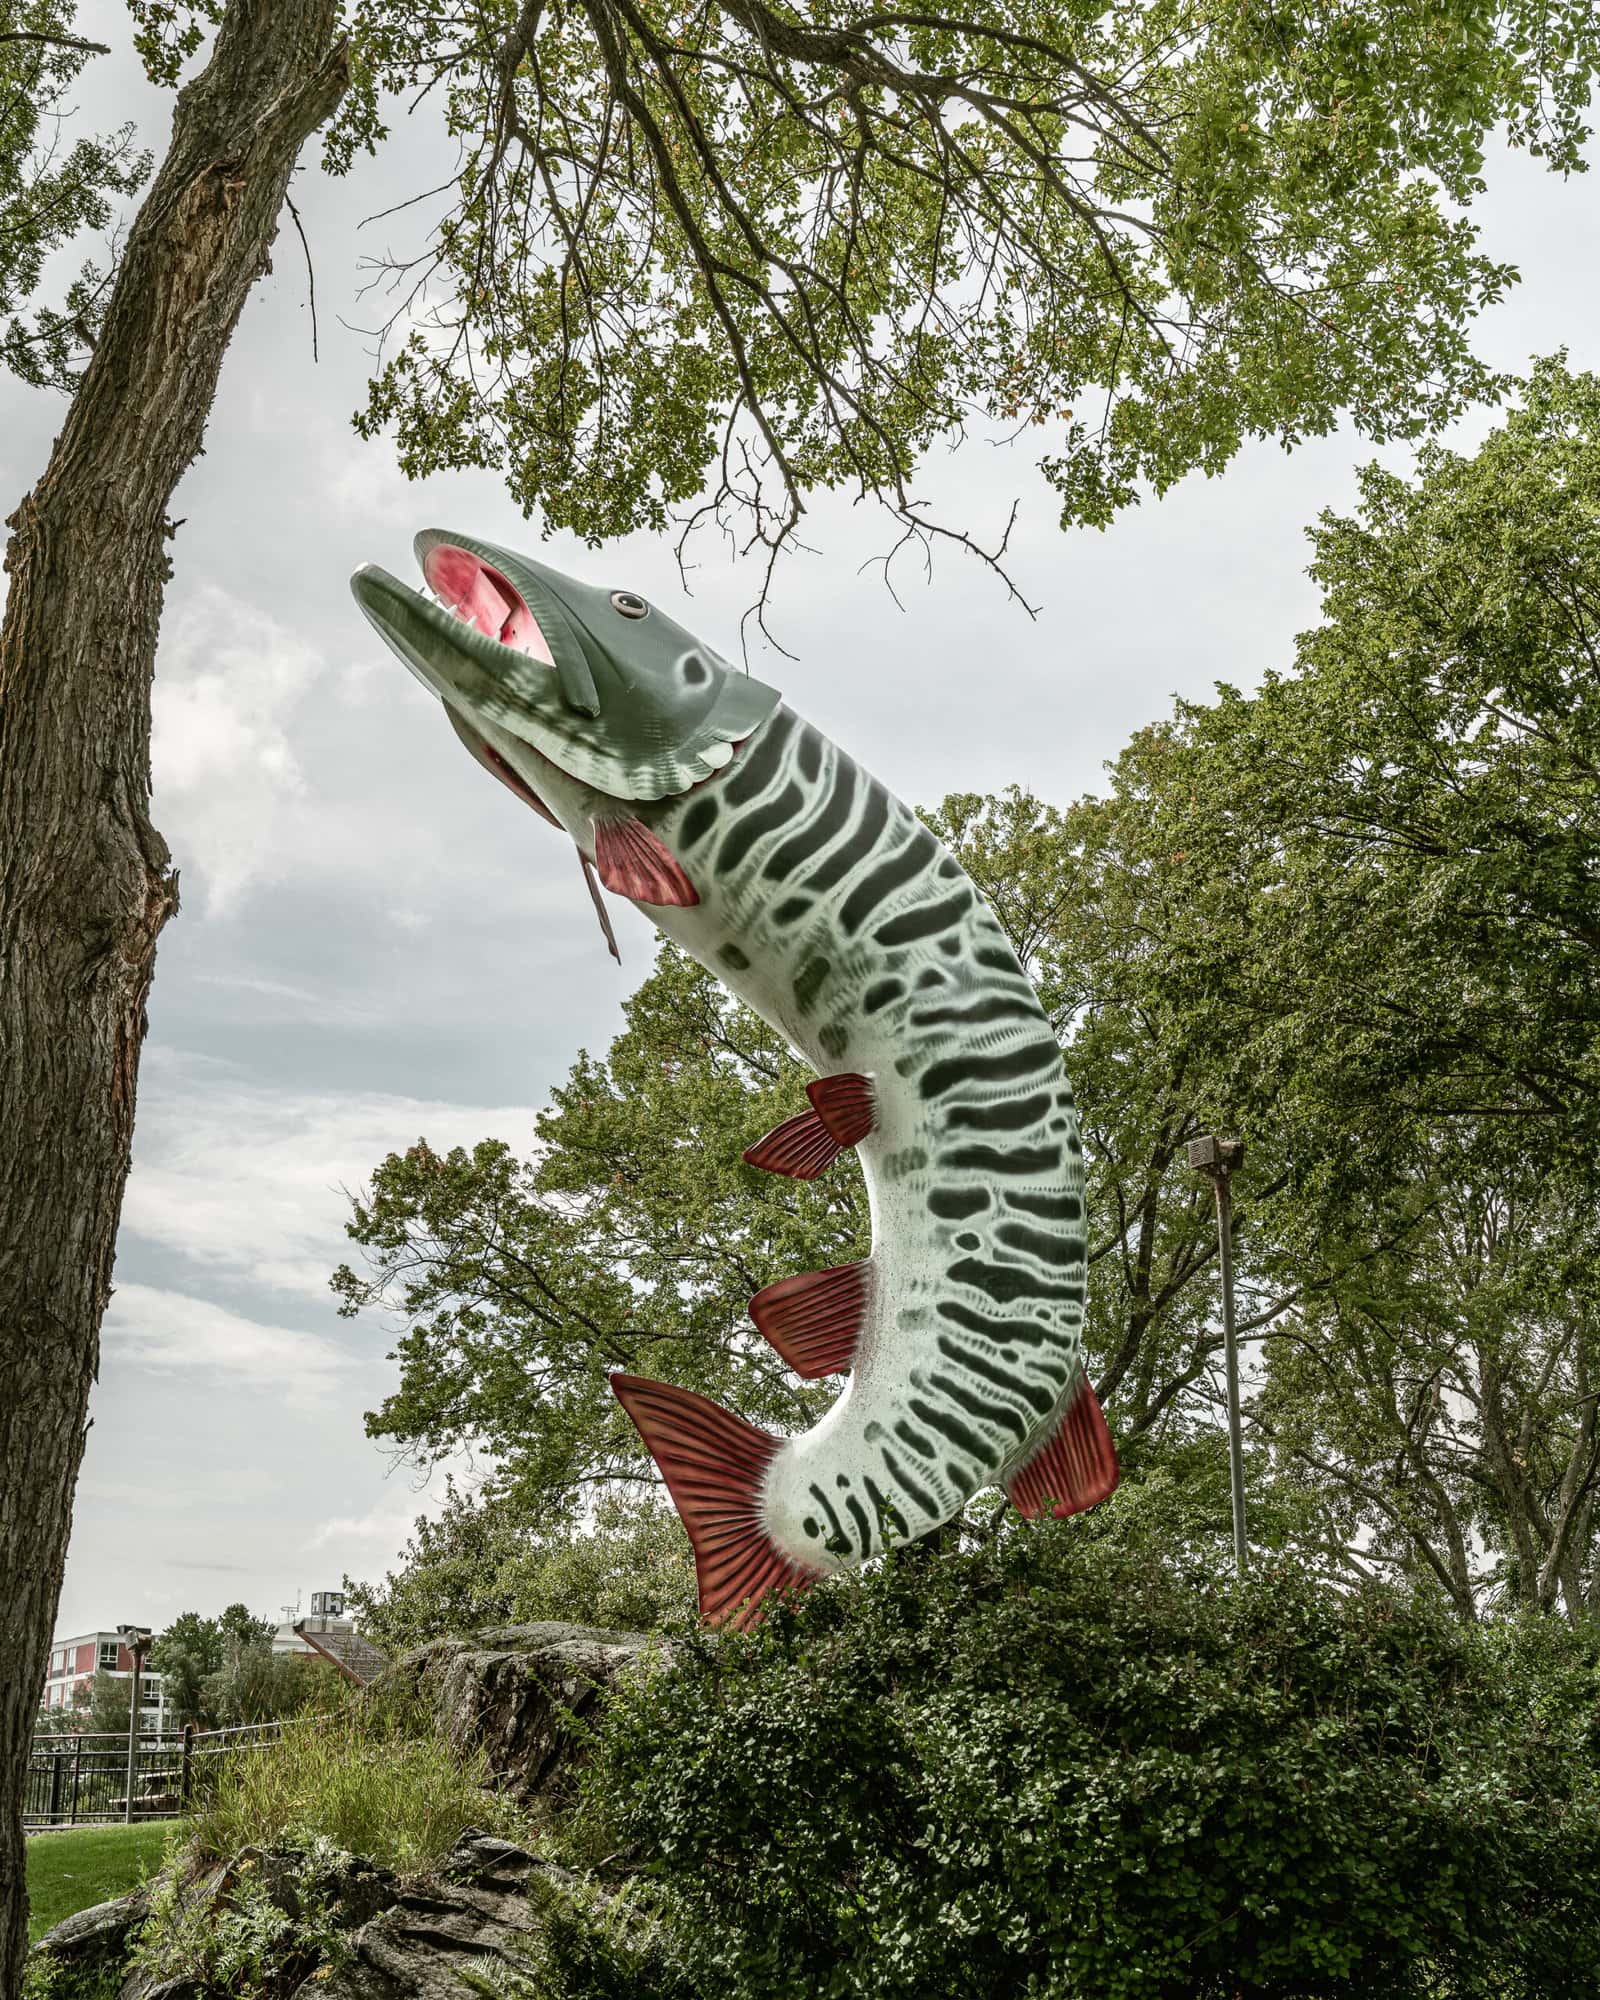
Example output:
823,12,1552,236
0,6,347,1986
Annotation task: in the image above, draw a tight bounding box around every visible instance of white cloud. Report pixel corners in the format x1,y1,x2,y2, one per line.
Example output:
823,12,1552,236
103,1280,348,1414
122,1046,537,1302
152,586,325,915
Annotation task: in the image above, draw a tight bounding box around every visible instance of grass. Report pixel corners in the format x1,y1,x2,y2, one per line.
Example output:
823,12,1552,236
192,1693,534,1874
26,1822,177,1944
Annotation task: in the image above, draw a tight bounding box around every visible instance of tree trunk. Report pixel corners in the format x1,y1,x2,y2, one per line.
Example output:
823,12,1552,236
0,7,346,1986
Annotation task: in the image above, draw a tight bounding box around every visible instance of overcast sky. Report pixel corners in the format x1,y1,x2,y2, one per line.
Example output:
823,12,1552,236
7,10,1599,1644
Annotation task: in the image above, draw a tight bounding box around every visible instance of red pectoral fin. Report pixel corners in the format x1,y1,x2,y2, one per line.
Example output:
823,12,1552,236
594,817,699,907
1006,1376,1119,1519
749,1262,868,1377
743,1074,876,1180
609,1372,814,1630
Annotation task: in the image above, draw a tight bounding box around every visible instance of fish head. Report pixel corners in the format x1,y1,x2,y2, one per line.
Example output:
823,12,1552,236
349,529,781,806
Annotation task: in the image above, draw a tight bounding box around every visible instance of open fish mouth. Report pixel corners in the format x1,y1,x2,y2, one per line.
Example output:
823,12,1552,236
419,542,558,666
350,533,602,725
353,529,784,806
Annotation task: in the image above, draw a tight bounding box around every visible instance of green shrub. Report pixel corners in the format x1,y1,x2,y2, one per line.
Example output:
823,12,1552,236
126,1837,353,1997
348,1486,697,1654
569,1528,1600,1999
192,1685,531,1872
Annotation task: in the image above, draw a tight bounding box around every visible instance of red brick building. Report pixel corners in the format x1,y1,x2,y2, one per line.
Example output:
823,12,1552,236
39,1630,170,1732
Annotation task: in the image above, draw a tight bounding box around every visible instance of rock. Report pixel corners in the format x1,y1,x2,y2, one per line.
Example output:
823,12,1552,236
391,1621,673,1799
307,1831,565,1998
31,1887,148,1971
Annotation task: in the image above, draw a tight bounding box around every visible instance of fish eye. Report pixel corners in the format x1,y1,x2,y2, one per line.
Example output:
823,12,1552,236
610,590,649,620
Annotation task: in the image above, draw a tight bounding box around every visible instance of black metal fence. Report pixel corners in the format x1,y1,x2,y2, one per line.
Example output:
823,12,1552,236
23,1722,283,1830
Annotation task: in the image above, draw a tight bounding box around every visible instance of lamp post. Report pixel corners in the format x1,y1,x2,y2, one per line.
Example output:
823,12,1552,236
118,1624,152,1824
1188,1135,1248,1575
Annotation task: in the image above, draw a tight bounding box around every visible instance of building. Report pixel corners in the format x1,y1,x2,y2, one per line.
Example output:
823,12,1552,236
272,1591,389,1686
39,1631,171,1734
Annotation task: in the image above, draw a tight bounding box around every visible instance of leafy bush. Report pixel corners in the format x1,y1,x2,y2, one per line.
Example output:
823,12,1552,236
193,1684,531,1872
568,1527,1600,1999
125,1839,352,1998
348,1485,697,1654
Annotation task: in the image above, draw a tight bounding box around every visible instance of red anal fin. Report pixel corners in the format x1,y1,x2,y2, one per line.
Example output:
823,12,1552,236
1006,1376,1119,1519
594,816,698,907
609,1373,815,1629
579,851,622,964
743,1073,876,1181
749,1262,868,1378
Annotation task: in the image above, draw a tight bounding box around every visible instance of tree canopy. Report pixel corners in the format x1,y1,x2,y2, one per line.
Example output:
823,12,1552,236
116,0,1600,585
0,1,148,386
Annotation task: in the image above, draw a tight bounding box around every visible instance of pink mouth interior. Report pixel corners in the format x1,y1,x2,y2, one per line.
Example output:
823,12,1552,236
422,545,555,665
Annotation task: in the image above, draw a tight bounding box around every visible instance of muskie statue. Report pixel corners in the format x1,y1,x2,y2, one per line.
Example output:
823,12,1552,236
352,532,1118,1627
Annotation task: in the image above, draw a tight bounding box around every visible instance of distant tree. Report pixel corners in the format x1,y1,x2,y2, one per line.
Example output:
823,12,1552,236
74,1668,131,1736
201,1646,323,1728
346,1484,696,1651
149,1610,225,1728
150,1600,304,1728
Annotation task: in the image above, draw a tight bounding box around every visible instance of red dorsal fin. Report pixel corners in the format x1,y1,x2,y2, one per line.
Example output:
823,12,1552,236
743,1074,876,1180
579,851,622,964
1005,1376,1119,1519
609,1373,814,1629
594,817,699,907
749,1262,868,1377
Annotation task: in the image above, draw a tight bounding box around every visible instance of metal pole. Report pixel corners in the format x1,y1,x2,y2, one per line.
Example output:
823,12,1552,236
121,1630,149,1824
1214,1170,1247,1575
1189,1135,1248,1576
124,1661,139,1824
181,1722,195,1812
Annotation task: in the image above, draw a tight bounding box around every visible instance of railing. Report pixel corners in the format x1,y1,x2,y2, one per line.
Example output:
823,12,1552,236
23,1721,284,1830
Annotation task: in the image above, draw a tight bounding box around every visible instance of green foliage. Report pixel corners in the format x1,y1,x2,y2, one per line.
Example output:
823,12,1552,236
20,1950,122,2000
570,1532,1600,1999
321,0,1596,560
0,0,149,387
1145,350,1600,1171
347,1485,697,1653
73,1669,131,1735
1087,354,1600,1615
190,1684,532,1873
126,1837,352,1998
151,1604,322,1727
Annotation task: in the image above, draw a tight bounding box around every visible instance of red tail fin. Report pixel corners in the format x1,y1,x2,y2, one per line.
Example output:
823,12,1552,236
1005,1377,1119,1519
609,1373,815,1629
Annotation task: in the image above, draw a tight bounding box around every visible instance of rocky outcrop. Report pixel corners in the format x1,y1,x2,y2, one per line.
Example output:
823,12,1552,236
31,1887,149,1977
389,1621,673,1800
312,1831,573,1998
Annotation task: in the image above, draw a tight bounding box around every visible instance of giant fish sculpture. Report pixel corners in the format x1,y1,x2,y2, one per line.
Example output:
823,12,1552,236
352,532,1118,1627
